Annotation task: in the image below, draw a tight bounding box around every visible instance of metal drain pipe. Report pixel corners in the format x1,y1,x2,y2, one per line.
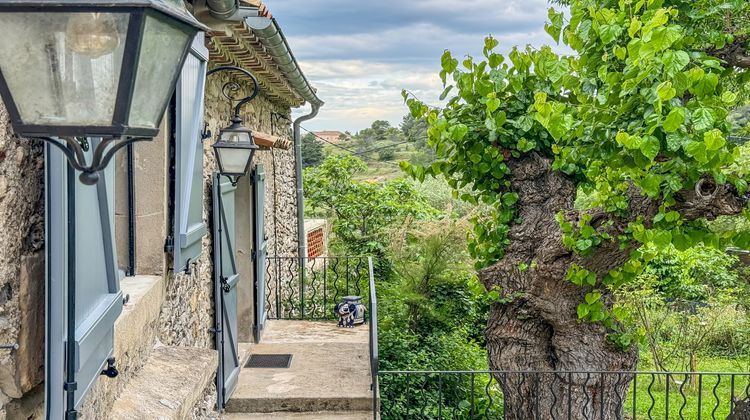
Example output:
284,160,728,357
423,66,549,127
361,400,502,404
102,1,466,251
293,104,320,262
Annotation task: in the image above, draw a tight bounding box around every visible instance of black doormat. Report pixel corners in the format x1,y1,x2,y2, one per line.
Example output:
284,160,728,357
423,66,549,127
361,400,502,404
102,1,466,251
246,354,293,368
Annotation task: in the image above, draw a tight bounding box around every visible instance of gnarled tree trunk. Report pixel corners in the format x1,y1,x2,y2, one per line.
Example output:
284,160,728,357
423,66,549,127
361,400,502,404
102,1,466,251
478,153,745,419
479,154,637,419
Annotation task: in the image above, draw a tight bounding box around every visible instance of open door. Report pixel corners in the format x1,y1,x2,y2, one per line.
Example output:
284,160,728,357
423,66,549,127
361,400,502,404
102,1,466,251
252,164,268,342
212,173,240,409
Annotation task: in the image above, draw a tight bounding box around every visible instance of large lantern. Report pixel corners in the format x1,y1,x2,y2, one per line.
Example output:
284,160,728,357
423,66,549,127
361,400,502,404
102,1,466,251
0,0,208,137
0,0,207,183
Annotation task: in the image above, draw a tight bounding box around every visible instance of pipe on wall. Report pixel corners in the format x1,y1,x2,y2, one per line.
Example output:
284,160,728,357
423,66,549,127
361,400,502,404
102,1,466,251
293,104,320,262
205,0,238,19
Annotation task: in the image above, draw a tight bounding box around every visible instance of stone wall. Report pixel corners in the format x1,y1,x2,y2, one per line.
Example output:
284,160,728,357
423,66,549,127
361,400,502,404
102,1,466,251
0,101,46,420
157,70,297,349
0,53,301,420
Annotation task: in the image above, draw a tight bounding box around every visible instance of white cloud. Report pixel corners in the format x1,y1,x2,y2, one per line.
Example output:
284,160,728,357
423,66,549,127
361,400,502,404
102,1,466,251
281,1,571,132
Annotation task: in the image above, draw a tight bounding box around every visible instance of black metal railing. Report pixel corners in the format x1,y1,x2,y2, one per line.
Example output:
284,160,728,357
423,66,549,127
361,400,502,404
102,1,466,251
265,255,381,417
368,257,380,416
264,256,372,320
377,370,750,419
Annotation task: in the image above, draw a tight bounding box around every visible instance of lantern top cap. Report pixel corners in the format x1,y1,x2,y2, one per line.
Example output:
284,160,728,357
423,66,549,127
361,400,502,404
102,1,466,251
0,0,208,31
219,119,254,136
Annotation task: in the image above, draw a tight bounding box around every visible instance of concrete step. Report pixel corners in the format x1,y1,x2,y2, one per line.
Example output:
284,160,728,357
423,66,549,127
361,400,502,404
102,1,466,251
109,346,218,419
223,411,373,419
225,321,372,414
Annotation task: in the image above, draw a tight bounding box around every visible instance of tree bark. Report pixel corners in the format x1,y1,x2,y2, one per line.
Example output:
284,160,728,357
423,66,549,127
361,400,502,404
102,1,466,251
478,153,745,419
707,36,750,69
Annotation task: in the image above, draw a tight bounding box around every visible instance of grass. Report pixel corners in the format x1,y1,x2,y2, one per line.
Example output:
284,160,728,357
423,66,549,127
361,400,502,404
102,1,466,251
624,356,750,419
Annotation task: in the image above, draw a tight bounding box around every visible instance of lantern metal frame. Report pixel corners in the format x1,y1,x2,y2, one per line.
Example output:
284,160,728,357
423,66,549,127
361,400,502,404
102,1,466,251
0,1,207,138
206,65,261,183
0,0,208,184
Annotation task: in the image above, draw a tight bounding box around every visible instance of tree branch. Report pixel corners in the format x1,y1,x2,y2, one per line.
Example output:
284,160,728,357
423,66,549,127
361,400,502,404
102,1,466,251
672,178,747,221
706,36,750,69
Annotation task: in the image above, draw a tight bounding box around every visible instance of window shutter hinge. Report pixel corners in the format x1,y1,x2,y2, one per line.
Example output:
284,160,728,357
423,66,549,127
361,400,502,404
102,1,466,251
164,236,174,253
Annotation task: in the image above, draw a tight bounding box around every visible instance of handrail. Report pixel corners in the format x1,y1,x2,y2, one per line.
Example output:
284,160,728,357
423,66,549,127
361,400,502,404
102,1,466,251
368,257,379,419
377,370,750,419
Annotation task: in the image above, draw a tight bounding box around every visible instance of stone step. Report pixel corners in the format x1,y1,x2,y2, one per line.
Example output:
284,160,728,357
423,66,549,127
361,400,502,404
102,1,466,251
115,275,165,363
109,346,218,419
223,411,373,419
79,275,167,415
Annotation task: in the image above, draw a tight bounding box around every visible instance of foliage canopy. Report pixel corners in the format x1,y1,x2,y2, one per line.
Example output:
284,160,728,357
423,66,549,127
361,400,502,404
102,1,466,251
401,0,750,345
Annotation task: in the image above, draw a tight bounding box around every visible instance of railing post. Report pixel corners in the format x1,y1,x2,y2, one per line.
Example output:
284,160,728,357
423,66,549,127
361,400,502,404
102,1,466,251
368,257,379,419
299,255,305,319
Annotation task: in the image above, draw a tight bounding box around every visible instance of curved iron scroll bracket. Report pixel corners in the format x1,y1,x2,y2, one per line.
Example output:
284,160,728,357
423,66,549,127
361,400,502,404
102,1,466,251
206,65,260,121
37,136,150,185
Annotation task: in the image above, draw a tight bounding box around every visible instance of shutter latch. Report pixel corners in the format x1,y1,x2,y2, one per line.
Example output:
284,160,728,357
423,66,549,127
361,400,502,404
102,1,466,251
101,357,119,378
201,123,212,142
220,276,231,293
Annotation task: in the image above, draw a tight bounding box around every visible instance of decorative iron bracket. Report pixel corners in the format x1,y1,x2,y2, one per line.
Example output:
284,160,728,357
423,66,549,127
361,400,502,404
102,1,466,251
37,136,150,185
206,66,260,123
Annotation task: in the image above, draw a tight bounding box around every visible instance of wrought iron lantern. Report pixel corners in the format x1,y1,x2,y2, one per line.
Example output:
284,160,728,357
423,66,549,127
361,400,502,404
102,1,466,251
207,66,260,181
213,117,258,177
0,0,208,184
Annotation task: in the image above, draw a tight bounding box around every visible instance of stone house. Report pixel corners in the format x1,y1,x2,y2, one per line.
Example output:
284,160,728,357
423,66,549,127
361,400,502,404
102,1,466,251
312,131,349,144
0,3,323,418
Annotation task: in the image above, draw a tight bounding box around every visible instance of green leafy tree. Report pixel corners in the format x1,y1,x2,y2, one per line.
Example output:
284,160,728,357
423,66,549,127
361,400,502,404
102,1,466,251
401,0,750,417
304,154,437,257
300,132,325,167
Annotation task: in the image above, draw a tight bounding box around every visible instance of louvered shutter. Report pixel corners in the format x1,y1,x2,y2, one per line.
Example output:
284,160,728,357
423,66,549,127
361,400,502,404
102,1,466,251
45,139,123,415
173,33,208,272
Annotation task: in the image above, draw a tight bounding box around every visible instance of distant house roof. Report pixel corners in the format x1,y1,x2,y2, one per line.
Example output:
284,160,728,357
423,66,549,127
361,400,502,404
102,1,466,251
204,7,322,108
314,131,345,137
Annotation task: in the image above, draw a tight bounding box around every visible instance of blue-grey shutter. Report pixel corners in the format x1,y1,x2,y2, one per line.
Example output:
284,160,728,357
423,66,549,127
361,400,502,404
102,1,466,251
212,173,241,408
173,33,209,272
253,165,268,342
45,139,123,414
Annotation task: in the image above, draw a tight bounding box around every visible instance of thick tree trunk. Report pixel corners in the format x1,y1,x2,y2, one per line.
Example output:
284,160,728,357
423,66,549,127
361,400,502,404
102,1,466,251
478,153,745,419
479,154,639,419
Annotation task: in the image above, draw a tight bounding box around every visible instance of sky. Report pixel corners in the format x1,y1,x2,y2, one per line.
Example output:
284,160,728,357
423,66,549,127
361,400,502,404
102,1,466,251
269,0,560,133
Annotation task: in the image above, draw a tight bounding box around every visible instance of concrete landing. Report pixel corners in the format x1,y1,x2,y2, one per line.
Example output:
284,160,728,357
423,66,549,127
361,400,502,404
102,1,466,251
225,320,372,414
223,411,372,419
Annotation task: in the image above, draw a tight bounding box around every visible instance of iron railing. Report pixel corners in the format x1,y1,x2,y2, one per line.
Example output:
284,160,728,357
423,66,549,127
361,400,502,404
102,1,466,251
368,257,379,416
264,256,372,320
377,370,750,419
265,255,381,416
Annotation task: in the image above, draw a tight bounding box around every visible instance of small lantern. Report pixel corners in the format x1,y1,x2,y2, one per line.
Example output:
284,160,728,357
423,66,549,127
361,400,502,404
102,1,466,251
213,117,258,177
0,0,207,139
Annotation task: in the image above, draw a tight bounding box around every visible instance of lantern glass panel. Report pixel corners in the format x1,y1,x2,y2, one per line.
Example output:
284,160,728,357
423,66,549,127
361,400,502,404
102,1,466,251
216,147,253,175
0,12,129,126
219,130,252,145
128,14,192,129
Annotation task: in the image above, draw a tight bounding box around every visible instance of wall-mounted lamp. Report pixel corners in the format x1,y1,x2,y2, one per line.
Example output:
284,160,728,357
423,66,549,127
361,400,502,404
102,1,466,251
0,0,208,184
206,66,260,183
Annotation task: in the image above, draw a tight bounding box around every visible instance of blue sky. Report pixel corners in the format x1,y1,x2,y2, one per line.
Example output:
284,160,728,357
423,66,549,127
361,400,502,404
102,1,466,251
271,0,559,132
